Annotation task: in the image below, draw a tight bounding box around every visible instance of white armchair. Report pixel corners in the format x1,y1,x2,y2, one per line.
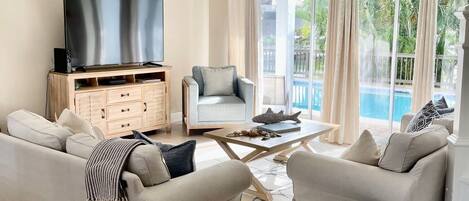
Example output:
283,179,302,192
182,66,255,134
286,114,451,201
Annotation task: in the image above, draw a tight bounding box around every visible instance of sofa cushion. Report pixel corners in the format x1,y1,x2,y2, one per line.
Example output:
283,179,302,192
198,96,246,122
201,67,236,96
133,131,196,178
57,109,104,140
7,110,73,151
405,101,440,133
66,133,101,159
193,66,238,95
378,125,449,173
341,130,380,166
127,145,171,186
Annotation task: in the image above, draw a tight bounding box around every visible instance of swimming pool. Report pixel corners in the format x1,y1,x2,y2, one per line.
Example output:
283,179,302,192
292,80,455,122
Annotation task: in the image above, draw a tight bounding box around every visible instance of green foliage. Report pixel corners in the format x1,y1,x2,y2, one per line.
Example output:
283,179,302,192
294,0,466,55
295,0,328,51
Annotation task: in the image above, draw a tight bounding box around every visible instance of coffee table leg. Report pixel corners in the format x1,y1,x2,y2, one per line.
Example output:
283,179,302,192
273,139,318,163
215,141,273,201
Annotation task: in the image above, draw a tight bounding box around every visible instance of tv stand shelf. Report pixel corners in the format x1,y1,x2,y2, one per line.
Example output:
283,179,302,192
48,66,171,138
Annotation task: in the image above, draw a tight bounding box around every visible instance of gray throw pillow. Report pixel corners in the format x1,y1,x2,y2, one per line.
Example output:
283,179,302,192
434,96,449,109
341,130,380,166
127,145,171,187
378,125,449,173
405,101,440,133
201,67,236,96
192,66,237,95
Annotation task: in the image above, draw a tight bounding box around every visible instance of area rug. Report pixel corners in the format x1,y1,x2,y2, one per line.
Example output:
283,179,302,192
195,138,351,201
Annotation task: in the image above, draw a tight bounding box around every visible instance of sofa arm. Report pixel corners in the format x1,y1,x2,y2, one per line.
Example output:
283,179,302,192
183,76,199,124
138,160,251,201
287,152,414,201
237,77,255,120
122,171,146,200
400,113,415,132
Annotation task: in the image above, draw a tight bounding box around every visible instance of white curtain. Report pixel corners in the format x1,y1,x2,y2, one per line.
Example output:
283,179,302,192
228,0,246,75
228,0,263,114
411,0,438,112
320,0,360,145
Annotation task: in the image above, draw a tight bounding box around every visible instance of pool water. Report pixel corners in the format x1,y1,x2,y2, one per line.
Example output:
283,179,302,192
292,80,455,122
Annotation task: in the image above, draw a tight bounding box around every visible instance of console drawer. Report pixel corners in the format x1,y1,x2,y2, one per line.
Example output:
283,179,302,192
107,101,143,121
107,117,142,134
107,87,142,104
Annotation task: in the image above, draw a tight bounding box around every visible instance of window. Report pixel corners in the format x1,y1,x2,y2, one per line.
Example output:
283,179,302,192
433,0,466,107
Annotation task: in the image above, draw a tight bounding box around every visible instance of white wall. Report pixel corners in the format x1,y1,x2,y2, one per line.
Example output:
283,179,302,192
0,0,210,131
209,0,229,66
0,0,64,131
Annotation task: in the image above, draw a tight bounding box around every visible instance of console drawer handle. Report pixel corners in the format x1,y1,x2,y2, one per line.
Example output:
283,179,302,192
121,108,130,112
101,108,106,119
121,123,131,128
120,93,130,97
144,102,147,112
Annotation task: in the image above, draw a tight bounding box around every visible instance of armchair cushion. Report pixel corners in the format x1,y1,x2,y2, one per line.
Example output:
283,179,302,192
378,125,449,173
201,67,236,96
340,130,380,166
192,66,238,95
198,96,246,122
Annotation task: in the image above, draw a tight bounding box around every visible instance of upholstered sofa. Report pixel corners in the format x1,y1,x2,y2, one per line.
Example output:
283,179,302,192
287,114,453,201
0,110,252,201
182,66,255,134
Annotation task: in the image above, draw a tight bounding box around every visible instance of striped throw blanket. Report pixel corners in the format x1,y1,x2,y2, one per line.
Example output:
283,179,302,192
85,138,144,201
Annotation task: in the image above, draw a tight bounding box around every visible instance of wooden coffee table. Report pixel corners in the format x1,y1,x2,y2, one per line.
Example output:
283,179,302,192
204,120,338,201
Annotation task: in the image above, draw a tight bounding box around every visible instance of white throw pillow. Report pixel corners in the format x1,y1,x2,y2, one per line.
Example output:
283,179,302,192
201,67,236,96
7,110,73,151
341,130,380,166
378,125,449,173
66,133,101,159
57,109,104,139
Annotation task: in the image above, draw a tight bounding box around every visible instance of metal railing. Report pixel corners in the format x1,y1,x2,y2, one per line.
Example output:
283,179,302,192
263,47,457,88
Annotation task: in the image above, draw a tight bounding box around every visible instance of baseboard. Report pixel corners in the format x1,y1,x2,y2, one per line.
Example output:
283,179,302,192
171,112,182,123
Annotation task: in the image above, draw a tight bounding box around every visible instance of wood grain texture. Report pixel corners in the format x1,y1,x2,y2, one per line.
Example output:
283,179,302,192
48,66,171,138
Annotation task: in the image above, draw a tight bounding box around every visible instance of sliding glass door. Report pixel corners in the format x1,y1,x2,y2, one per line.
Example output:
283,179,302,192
358,0,421,134
261,0,287,112
433,0,466,107
358,0,395,134
291,0,328,120
259,0,463,137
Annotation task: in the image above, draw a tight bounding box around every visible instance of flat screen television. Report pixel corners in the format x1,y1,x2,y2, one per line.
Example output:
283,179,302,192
64,0,164,67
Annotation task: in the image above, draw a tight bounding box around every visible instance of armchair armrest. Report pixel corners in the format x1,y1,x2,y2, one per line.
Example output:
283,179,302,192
287,152,414,201
138,160,252,201
400,113,415,132
183,76,199,125
237,77,255,120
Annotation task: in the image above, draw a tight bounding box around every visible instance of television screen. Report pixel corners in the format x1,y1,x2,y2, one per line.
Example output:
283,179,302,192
64,0,164,67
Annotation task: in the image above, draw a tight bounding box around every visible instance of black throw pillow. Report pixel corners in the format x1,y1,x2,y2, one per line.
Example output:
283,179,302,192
132,131,196,178
405,101,441,133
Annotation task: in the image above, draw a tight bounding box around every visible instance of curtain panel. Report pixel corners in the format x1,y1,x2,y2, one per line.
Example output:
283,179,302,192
411,0,438,112
320,0,360,145
228,0,263,115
